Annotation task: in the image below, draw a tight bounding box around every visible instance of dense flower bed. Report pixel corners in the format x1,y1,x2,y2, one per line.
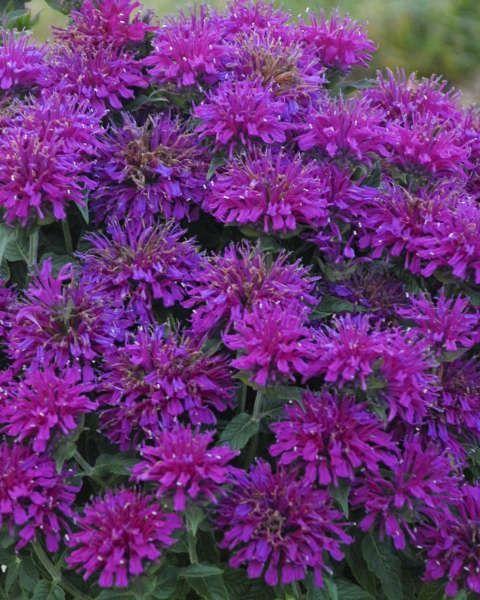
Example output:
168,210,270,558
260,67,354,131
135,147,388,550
0,1,479,598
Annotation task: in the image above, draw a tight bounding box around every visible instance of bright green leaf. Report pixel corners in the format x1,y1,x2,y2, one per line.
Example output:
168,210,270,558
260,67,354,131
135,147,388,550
185,505,206,537
219,413,259,450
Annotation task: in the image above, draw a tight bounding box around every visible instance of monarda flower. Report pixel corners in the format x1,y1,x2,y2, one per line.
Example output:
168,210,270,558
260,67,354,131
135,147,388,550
270,390,396,486
99,326,235,449
298,96,388,164
0,31,49,93
217,461,352,587
8,260,130,379
299,11,376,72
184,241,317,336
0,442,78,551
80,219,200,321
91,113,207,224
224,302,316,387
132,426,238,510
221,0,290,39
194,79,290,154
420,485,480,597
51,42,148,112
0,93,101,225
205,150,329,233
351,437,460,550
67,489,181,588
0,280,15,339
56,0,151,48
397,290,479,353
0,366,95,452
145,6,231,88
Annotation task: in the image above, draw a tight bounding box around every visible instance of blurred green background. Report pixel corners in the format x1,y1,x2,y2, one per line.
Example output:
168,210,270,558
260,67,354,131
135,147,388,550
28,0,480,91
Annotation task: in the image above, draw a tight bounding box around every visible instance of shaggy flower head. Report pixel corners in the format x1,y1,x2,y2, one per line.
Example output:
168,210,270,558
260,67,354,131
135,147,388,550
298,96,388,163
421,485,480,597
185,241,317,335
67,489,181,588
205,150,329,233
397,291,479,353
100,326,235,449
8,260,129,379
195,78,290,154
222,0,290,38
0,279,15,339
132,426,239,510
224,303,316,386
0,31,48,93
299,11,376,72
218,461,352,587
352,438,459,550
0,442,78,551
145,6,231,88
91,113,207,224
0,93,101,225
0,366,95,452
81,219,200,321
270,391,396,485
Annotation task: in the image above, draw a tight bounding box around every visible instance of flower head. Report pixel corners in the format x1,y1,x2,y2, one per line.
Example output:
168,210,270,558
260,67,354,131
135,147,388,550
270,390,396,486
224,303,316,387
0,366,95,452
205,150,329,233
217,461,352,587
195,79,290,154
67,489,181,588
91,113,207,224
80,219,200,321
132,426,238,510
185,241,317,336
99,326,235,449
222,0,290,39
145,6,231,88
0,31,49,93
299,11,376,72
0,442,78,551
352,437,459,550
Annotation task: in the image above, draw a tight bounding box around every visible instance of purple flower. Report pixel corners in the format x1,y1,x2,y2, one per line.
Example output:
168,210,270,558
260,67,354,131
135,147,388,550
221,0,290,39
0,366,95,452
51,43,148,112
298,96,388,163
397,290,479,353
132,426,238,510
99,326,235,449
205,150,329,233
184,241,317,336
0,93,101,225
306,314,382,390
80,219,200,321
224,303,316,387
0,279,15,339
8,260,130,379
352,437,460,550
194,79,290,154
270,390,396,486
91,113,207,224
67,489,181,588
299,11,375,72
144,6,231,88
56,0,152,48
0,442,78,551
217,461,352,587
420,485,480,597
0,31,49,93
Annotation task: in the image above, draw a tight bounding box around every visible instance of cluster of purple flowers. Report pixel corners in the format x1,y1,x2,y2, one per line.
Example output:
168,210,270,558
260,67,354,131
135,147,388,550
0,0,479,597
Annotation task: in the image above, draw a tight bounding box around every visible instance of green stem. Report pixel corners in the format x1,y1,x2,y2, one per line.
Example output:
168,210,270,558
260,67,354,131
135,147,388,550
187,530,199,564
239,383,247,413
62,219,74,255
245,390,264,466
252,390,263,420
27,228,39,272
32,541,91,600
73,450,105,489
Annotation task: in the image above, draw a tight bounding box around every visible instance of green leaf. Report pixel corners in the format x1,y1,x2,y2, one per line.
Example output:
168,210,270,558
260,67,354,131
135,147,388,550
93,454,138,477
31,581,65,600
0,224,18,263
207,154,227,180
345,543,378,595
361,533,403,600
417,581,445,600
180,564,224,578
187,575,228,600
185,505,206,537
311,295,363,319
219,413,259,450
44,0,80,14
18,556,39,594
150,566,181,599
336,579,375,600
75,199,89,224
329,481,350,517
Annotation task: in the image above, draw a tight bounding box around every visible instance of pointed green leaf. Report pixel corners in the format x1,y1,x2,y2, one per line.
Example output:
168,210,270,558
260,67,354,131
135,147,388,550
361,533,403,600
219,413,259,450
